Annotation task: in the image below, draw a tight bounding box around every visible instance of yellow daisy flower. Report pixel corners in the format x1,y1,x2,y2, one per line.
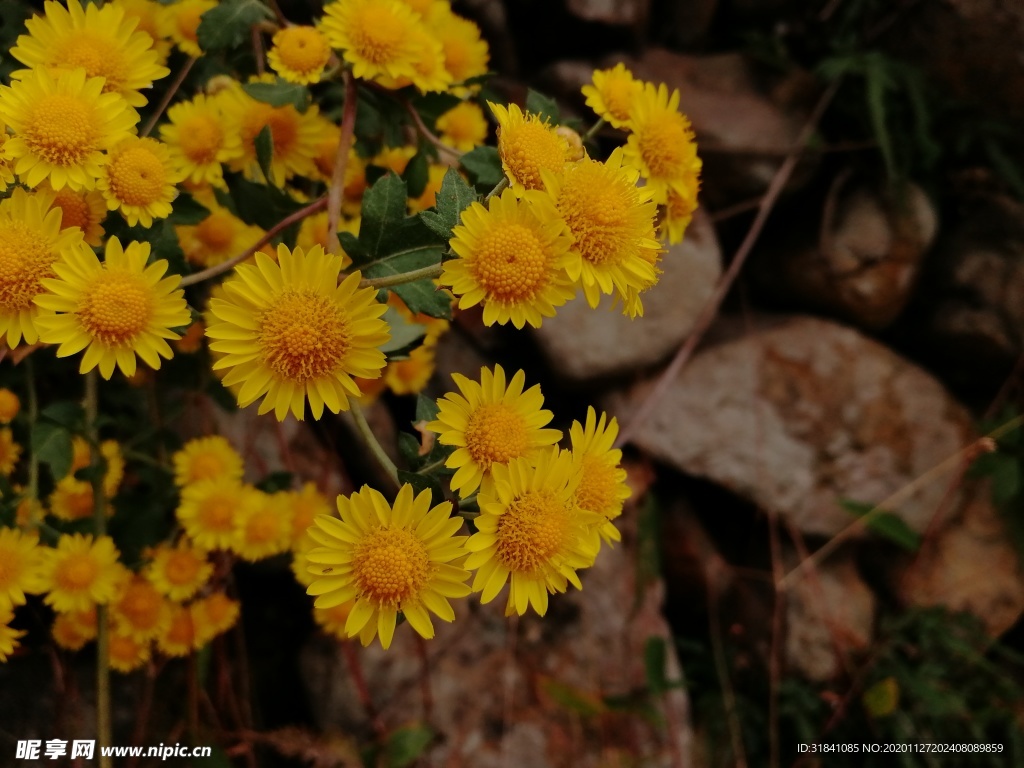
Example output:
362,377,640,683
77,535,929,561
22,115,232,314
622,82,701,204
466,448,601,616
165,0,216,58
569,407,630,545
283,482,333,546
0,120,16,189
49,477,100,522
232,491,292,562
39,533,124,613
191,592,240,647
156,603,196,657
34,237,191,380
296,212,357,267
206,245,391,421
114,0,174,64
436,101,488,152
371,145,417,176
176,479,251,551
322,0,423,84
177,195,264,269
98,136,182,227
488,101,571,194
172,435,244,488
306,484,471,650
0,68,138,191
660,177,701,246
407,163,449,214
427,365,562,497
68,437,125,499
108,630,151,673
441,188,574,329
144,541,213,601
540,148,662,313
40,182,107,247
313,600,355,641
384,343,437,396
52,607,97,651
0,187,84,348
268,25,333,85
0,389,19,423
0,608,25,662
110,573,172,642
173,320,205,354
0,527,46,610
290,539,317,588
376,23,451,93
581,63,642,129
426,5,490,93
10,0,170,108
160,93,244,188
0,429,22,476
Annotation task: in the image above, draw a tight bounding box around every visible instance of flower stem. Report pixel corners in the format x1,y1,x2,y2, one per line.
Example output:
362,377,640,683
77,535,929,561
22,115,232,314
24,357,39,529
359,263,443,289
328,70,358,256
141,57,197,138
349,401,398,488
484,176,508,202
581,118,606,143
404,99,463,160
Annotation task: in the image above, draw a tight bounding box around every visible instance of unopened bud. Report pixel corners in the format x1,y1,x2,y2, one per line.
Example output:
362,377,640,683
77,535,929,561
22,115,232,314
557,126,585,162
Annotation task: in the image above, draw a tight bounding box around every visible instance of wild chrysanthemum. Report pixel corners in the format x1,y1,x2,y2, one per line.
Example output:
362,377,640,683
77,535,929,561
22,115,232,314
322,0,422,84
569,407,630,545
0,609,24,662
0,120,15,188
0,430,22,476
114,0,174,63
207,246,390,421
428,365,561,497
191,592,240,646
39,533,124,612
10,0,170,107
172,435,244,488
165,0,216,57
313,601,355,641
160,93,243,187
144,541,212,601
68,437,124,498
0,68,138,191
233,491,293,562
385,343,437,395
660,178,701,245
108,630,151,672
52,607,97,651
268,25,333,84
110,574,172,642
441,188,574,328
306,484,471,650
283,482,333,546
436,101,488,152
98,136,181,227
489,101,571,194
623,82,701,204
0,389,19,423
466,448,601,616
290,539,317,588
0,188,84,348
34,238,191,379
297,212,357,266
177,196,263,268
581,63,642,129
157,603,196,657
540,148,662,314
0,527,46,610
426,5,490,93
41,182,106,246
176,479,250,551
49,477,100,521
376,23,451,93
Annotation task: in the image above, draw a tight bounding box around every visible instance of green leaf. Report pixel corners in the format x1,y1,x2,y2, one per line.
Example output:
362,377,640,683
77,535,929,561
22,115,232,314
256,470,294,493
397,469,443,503
167,193,211,225
242,79,311,112
415,394,439,423
644,637,669,694
460,146,504,191
526,88,560,123
419,168,479,241
379,305,426,355
224,173,304,227
254,125,274,184
540,678,605,717
31,422,74,481
195,0,272,52
403,150,430,199
364,249,451,319
40,401,84,430
840,499,922,551
990,454,1022,505
383,725,433,768
411,92,462,126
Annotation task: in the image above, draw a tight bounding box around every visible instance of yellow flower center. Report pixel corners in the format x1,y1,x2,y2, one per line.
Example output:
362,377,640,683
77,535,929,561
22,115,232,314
55,552,98,591
78,271,153,347
574,454,618,518
64,485,94,520
51,189,92,233
0,221,56,312
178,113,225,165
197,494,235,533
472,223,548,302
110,633,143,663
274,27,331,75
245,511,280,544
465,403,527,468
499,121,565,191
187,452,226,483
165,551,202,585
496,490,571,574
556,164,634,266
258,291,349,382
353,526,430,606
107,144,168,206
637,112,692,178
24,93,98,167
350,6,407,65
59,34,126,94
119,583,161,629
195,212,238,252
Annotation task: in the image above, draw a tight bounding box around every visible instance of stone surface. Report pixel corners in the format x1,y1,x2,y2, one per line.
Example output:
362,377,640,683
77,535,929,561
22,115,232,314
532,208,721,382
606,316,978,537
565,0,649,26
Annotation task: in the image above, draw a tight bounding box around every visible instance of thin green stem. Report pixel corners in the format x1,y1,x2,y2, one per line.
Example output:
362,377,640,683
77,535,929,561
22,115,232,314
484,176,508,202
359,263,443,289
24,357,39,528
416,456,448,475
350,402,398,488
581,117,606,143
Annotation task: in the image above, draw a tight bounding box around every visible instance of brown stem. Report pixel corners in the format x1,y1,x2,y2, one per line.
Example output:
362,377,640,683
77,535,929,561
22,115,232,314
252,26,265,76
126,661,160,768
405,99,463,160
328,71,358,256
141,57,197,138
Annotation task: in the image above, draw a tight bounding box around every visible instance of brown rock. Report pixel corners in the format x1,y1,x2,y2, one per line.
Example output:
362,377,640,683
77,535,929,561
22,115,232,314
565,0,649,26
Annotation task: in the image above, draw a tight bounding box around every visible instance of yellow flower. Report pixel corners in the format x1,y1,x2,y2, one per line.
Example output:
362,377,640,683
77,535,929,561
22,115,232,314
52,607,97,651
0,68,138,191
569,407,629,545
144,541,213,601
407,163,449,214
426,5,490,93
233,491,293,561
427,365,561,497
0,429,22,476
0,188,84,348
0,527,46,610
160,93,244,188
268,25,333,85
39,533,124,612
207,245,390,421
177,479,250,551
540,148,661,314
283,482,333,546
466,448,601,616
165,0,216,58
622,82,702,204
156,603,196,657
296,212,357,267
290,539,317,587
34,237,191,379
376,23,451,93
313,600,355,641
371,145,417,176
0,608,25,662
110,573,172,642
0,389,19,423
114,0,174,64
0,120,16,189
385,343,437,396
108,629,151,672
306,484,471,650
172,435,244,488
489,101,570,194
581,63,642,129
177,195,264,268
660,179,701,246
40,182,107,247
442,188,574,329
436,101,488,152
322,0,423,84
191,592,240,646
49,477,99,521
68,437,124,498
98,137,180,227
10,0,170,108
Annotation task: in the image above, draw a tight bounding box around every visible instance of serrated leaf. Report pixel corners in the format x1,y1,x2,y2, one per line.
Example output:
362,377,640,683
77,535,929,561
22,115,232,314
526,88,560,123
379,305,426,355
840,499,921,551
31,422,74,481
242,80,310,112
460,146,504,190
397,469,443,503
255,125,274,184
383,725,433,768
225,173,304,227
367,256,450,320
196,0,272,52
167,193,211,225
398,432,423,466
419,168,479,240
403,151,430,199
415,394,439,423
355,173,412,261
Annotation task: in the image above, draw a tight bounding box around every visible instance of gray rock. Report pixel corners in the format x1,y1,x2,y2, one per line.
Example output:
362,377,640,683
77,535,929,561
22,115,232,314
532,208,721,382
